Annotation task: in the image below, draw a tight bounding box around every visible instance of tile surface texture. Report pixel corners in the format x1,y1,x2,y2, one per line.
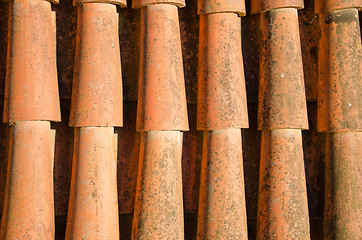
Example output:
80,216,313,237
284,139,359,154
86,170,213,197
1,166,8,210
0,0,360,239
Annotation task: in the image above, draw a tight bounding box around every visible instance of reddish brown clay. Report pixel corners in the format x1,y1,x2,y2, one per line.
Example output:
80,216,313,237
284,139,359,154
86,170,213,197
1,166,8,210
132,131,184,240
69,3,123,127
251,0,304,14
197,129,248,239
257,129,310,239
317,8,362,132
315,0,362,13
73,0,126,7
258,8,308,130
3,0,61,123
197,13,248,130
137,4,189,131
65,127,119,240
132,0,185,8
1,121,55,239
197,0,246,16
324,132,362,239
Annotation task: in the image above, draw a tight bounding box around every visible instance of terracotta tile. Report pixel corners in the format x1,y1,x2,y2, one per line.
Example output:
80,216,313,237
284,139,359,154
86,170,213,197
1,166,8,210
197,0,246,16
51,0,201,102
197,13,249,130
3,0,61,122
40,0,274,103
52,102,203,215
0,102,328,225
1,121,55,239
0,1,356,238
254,5,311,238
315,0,362,13
65,127,119,239
324,132,362,239
73,0,126,7
0,0,324,103
136,4,189,131
69,3,123,127
257,8,308,130
132,0,186,8
197,129,248,239
257,129,310,239
317,8,362,132
132,131,184,240
251,0,304,14
316,6,362,239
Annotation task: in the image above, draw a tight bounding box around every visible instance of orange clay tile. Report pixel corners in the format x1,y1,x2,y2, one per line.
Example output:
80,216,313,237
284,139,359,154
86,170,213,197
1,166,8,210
258,8,308,130
1,121,55,239
136,4,189,131
3,0,61,123
317,8,362,132
315,0,362,13
251,0,304,14
69,3,123,127
197,13,248,130
132,0,185,8
132,131,184,240
197,0,246,16
65,127,119,240
257,129,310,239
197,129,248,239
74,0,126,6
324,132,362,239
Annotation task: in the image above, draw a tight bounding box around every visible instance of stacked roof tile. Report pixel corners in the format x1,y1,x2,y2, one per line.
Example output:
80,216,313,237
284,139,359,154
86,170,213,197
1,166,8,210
0,0,360,239
69,4,124,127
196,0,249,239
316,0,362,238
251,0,310,238
65,1,125,239
131,1,188,239
1,0,60,238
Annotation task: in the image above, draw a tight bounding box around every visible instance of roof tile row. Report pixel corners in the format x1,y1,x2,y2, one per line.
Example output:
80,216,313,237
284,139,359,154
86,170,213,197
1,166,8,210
197,0,246,16
316,4,362,239
196,1,249,237
251,0,304,14
315,0,362,13
254,3,311,239
130,1,188,238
